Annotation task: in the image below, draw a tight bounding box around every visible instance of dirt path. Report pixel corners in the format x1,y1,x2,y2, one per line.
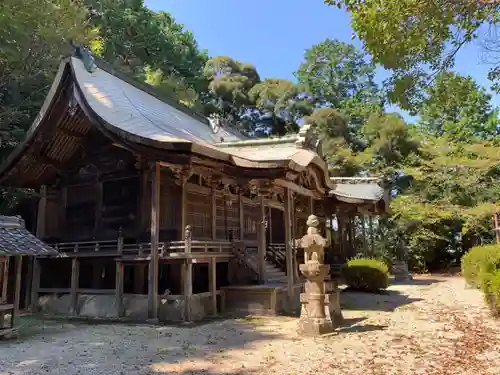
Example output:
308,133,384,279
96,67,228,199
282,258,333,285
1,276,499,375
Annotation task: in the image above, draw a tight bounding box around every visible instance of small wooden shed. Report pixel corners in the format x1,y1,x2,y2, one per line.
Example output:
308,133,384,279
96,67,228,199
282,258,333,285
0,215,56,338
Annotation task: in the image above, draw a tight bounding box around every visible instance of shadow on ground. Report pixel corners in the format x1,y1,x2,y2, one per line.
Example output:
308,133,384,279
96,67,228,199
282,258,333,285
391,277,444,286
1,314,289,375
341,289,422,312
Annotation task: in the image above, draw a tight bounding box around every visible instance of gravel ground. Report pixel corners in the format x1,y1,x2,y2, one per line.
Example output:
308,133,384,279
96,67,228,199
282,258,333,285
1,276,500,375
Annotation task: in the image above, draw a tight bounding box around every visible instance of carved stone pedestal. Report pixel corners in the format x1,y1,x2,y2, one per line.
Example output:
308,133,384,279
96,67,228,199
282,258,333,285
393,261,412,281
298,262,335,336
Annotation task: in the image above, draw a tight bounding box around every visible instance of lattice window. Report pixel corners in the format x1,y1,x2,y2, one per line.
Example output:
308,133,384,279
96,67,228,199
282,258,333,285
186,191,211,239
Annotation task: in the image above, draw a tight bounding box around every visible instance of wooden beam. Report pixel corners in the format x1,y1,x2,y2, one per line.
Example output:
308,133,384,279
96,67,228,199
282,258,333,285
361,215,368,256
273,179,322,199
239,191,244,240
148,162,160,321
268,206,273,244
258,194,266,283
70,258,79,316
369,216,375,255
183,260,193,321
309,197,314,215
1,257,8,303
11,256,22,329
30,258,41,312
211,183,217,240
57,127,86,140
209,257,217,317
115,261,124,318
283,188,294,298
36,185,48,238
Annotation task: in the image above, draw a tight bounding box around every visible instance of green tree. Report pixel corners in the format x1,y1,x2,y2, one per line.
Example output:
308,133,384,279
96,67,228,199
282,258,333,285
324,0,499,109
419,72,500,140
295,38,380,109
86,0,207,89
295,38,383,150
249,79,312,135
203,56,261,134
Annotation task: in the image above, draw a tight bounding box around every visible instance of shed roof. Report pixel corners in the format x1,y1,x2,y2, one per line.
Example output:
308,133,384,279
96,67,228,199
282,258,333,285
0,216,57,256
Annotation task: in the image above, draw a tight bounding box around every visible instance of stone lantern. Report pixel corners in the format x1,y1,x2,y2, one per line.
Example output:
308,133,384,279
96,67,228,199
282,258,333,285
297,215,343,336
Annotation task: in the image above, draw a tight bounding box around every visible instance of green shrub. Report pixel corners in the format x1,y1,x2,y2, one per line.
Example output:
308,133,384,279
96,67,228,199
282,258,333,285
461,244,500,287
480,269,500,317
343,258,389,293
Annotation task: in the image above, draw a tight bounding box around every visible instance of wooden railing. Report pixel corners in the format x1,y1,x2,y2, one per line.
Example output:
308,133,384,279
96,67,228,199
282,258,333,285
50,239,234,257
266,243,286,271
232,241,259,278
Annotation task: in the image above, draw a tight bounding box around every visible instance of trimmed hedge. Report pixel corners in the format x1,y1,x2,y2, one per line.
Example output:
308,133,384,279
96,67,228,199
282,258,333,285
461,244,500,287
343,258,389,293
461,243,500,317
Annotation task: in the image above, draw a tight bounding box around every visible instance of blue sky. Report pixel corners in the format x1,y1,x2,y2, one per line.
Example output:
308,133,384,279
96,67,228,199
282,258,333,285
144,0,498,120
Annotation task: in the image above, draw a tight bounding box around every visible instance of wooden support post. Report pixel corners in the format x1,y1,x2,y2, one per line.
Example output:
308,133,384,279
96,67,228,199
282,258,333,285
211,183,217,240
183,260,193,321
309,197,314,215
361,215,368,256
70,258,79,316
258,194,266,283
268,206,273,244
115,261,124,318
36,185,48,238
11,256,22,329
148,162,160,321
284,188,294,298
239,191,244,240
181,175,188,240
369,216,375,255
30,258,41,312
209,257,217,316
1,257,8,303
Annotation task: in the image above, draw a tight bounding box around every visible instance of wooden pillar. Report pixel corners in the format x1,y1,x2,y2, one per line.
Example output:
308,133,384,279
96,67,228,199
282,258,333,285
10,256,22,329
268,206,273,244
361,215,368,256
70,258,79,316
283,188,294,298
183,225,193,321
148,162,160,321
36,185,48,238
239,191,244,240
309,197,314,215
209,257,217,316
1,257,8,302
115,261,124,318
211,183,217,240
369,216,375,255
30,258,41,312
258,194,266,283
181,175,188,240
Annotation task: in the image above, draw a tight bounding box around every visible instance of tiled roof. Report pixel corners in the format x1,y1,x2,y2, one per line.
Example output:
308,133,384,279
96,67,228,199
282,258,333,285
0,216,57,256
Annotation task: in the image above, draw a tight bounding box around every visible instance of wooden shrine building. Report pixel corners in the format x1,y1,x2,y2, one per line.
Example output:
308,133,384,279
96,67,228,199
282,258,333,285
0,52,388,321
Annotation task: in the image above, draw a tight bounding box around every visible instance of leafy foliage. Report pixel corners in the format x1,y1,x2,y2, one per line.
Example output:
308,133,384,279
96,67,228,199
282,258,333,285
419,72,500,140
461,244,500,287
324,0,500,109
343,257,389,292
